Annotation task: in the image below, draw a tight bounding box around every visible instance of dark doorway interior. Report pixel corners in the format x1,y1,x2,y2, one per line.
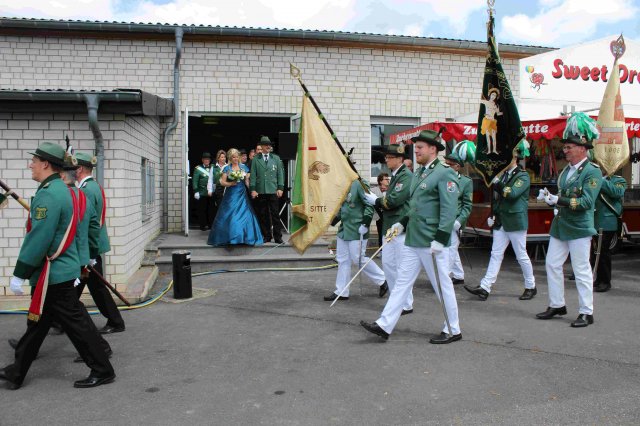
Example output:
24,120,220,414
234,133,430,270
188,115,292,229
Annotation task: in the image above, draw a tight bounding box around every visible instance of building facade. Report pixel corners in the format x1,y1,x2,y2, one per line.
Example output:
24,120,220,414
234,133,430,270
0,18,547,297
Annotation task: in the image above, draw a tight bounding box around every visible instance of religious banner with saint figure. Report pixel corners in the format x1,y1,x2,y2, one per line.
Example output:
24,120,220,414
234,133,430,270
593,35,630,176
474,5,526,187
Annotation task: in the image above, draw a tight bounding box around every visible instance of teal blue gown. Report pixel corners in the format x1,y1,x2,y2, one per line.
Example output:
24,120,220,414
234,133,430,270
207,164,263,246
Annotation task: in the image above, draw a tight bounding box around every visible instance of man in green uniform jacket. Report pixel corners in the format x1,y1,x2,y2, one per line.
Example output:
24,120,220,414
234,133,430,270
361,129,462,344
364,144,413,310
324,179,386,301
0,142,114,390
249,136,285,243
591,173,626,292
192,152,215,230
75,152,125,334
444,151,473,285
536,134,603,327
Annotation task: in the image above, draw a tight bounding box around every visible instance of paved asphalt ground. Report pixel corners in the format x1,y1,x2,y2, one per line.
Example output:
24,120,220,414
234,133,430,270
1,244,640,425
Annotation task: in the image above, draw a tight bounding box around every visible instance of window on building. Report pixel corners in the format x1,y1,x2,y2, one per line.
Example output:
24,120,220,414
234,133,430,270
370,117,419,181
141,158,156,221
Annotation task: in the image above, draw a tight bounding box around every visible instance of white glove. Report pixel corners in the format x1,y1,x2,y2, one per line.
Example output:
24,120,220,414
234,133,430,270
454,220,461,231
89,259,97,267
74,278,81,287
194,192,200,200
10,276,25,296
390,222,404,235
430,240,444,254
363,191,378,206
536,187,549,201
553,208,558,216
545,193,559,206
358,224,368,235
487,216,495,227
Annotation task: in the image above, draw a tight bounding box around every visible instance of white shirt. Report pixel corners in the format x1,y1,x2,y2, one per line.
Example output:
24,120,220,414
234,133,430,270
565,157,588,181
77,175,93,188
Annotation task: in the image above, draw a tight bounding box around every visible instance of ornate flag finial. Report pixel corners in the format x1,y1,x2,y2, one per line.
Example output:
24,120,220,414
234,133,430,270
610,34,625,60
290,63,301,79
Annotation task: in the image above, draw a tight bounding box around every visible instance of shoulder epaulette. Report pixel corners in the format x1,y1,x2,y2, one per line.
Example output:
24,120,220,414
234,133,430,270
590,162,600,168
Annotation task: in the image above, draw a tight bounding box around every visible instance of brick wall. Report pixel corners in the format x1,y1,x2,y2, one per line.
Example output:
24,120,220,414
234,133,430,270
0,113,162,295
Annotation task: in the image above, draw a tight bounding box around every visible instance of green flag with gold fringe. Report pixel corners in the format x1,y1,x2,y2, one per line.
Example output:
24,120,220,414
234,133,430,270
475,12,526,186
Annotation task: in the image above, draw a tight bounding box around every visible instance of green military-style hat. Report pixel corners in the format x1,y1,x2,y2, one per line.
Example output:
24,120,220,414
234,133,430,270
513,139,531,159
29,141,66,167
410,129,445,152
258,135,273,146
561,134,593,150
384,144,407,158
201,152,212,159
75,152,98,168
445,151,464,167
63,153,79,171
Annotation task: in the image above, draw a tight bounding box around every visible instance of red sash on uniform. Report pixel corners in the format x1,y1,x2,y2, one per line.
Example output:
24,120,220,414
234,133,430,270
99,184,106,227
27,187,79,323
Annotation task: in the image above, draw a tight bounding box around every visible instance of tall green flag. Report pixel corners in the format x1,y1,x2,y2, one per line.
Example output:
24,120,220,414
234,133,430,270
475,13,525,186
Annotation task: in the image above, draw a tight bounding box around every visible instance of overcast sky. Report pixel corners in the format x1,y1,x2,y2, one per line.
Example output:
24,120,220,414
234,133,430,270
1,0,638,48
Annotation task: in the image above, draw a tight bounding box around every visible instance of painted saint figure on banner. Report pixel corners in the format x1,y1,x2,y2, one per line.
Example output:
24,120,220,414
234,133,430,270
480,86,503,154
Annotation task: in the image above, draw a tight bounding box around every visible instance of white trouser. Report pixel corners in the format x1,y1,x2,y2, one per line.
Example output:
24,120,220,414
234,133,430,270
377,244,460,335
334,237,385,297
449,230,464,280
480,227,535,293
381,233,413,310
545,236,593,315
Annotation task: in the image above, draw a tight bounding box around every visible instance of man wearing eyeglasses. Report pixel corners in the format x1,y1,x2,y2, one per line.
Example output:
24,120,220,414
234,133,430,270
535,133,603,328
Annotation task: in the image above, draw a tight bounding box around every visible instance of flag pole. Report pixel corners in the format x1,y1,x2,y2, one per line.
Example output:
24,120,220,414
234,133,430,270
290,63,369,191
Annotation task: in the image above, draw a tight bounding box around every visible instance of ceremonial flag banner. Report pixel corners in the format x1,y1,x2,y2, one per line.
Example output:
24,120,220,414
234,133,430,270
475,13,526,186
594,35,630,176
289,95,358,254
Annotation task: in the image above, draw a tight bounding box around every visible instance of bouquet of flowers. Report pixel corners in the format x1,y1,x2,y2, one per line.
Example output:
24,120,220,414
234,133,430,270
227,169,246,182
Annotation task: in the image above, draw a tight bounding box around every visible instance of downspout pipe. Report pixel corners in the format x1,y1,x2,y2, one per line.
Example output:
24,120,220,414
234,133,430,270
162,26,183,231
85,94,104,186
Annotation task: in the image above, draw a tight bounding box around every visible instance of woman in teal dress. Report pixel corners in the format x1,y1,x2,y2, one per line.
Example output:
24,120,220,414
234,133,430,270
208,148,264,246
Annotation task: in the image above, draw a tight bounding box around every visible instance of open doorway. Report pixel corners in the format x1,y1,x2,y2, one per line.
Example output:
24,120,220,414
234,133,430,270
187,114,293,229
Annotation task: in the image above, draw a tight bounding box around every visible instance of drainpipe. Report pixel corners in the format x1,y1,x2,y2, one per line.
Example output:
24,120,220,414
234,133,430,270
85,94,104,186
162,26,183,231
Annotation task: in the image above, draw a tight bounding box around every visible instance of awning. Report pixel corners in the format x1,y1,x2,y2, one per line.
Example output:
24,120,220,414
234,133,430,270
390,116,640,144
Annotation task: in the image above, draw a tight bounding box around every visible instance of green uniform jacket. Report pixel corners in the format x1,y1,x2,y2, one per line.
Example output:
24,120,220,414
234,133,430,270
493,167,530,232
550,160,603,241
400,159,459,247
79,177,111,256
70,185,100,267
192,164,212,197
456,173,473,228
14,174,81,286
249,154,284,194
594,175,626,231
335,180,374,241
374,164,412,235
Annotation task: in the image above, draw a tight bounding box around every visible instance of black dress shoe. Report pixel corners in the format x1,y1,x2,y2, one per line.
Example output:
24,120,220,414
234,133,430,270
401,309,413,316
73,373,116,388
463,284,489,301
323,293,349,302
74,349,113,363
451,278,465,285
98,325,125,334
594,282,611,293
429,332,462,344
378,281,389,298
535,306,567,319
570,314,594,328
0,368,21,390
359,321,389,340
568,273,575,281
274,238,284,244
519,288,537,300
8,338,18,350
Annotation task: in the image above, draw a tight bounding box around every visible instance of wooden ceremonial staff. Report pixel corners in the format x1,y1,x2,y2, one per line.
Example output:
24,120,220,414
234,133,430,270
1,178,131,306
290,63,370,193
0,178,30,210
